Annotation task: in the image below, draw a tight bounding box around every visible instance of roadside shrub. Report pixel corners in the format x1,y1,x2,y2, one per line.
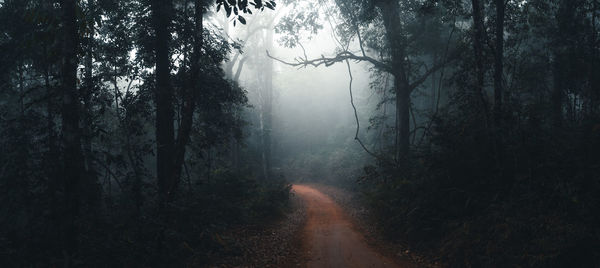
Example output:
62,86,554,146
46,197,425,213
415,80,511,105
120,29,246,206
363,107,600,267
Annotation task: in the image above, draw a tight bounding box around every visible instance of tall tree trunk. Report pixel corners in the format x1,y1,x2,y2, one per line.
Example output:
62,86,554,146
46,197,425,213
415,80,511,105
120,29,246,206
377,0,410,161
494,0,505,121
471,0,490,116
552,56,564,127
60,0,85,255
82,0,100,208
45,54,58,190
589,0,598,116
552,0,571,128
151,0,175,199
261,25,274,180
44,52,62,247
171,0,203,196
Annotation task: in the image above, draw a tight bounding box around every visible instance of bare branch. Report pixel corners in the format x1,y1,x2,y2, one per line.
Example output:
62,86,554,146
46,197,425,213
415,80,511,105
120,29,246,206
298,42,308,61
267,50,392,73
345,60,393,164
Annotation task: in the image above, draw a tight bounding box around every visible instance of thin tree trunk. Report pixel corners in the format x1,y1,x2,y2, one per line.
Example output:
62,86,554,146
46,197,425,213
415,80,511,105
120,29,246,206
552,58,563,127
171,0,203,197
552,0,570,127
60,0,85,255
589,0,598,116
151,0,175,199
45,54,57,181
82,0,99,209
494,0,505,121
233,56,248,82
261,26,274,180
471,0,490,116
395,78,410,160
44,52,61,246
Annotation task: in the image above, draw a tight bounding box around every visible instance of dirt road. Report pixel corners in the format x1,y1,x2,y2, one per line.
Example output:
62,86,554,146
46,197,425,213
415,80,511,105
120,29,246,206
292,185,407,268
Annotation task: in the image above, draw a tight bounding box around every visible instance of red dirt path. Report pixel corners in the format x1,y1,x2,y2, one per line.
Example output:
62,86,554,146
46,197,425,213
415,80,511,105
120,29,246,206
292,184,411,268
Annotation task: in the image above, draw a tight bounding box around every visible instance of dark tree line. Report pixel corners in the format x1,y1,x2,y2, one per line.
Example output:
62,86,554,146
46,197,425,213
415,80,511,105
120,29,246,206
0,0,287,266
273,0,600,266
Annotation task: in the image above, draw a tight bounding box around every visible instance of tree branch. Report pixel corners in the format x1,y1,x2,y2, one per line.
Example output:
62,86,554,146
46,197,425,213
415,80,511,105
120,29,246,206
345,60,393,164
267,50,391,73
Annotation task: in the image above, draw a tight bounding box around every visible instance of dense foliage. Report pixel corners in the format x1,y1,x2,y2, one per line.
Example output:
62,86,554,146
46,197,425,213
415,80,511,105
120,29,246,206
0,0,290,266
275,0,600,266
362,1,600,266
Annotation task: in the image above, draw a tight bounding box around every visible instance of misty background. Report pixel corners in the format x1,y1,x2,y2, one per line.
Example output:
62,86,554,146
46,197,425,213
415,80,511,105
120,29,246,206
223,10,375,185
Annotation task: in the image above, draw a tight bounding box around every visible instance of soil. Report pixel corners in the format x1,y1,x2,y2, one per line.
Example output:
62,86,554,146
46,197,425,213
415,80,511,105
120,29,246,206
292,184,415,268
312,184,442,268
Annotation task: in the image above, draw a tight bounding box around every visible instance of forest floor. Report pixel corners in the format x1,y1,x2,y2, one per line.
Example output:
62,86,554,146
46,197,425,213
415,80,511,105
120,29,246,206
207,184,441,268
206,193,307,267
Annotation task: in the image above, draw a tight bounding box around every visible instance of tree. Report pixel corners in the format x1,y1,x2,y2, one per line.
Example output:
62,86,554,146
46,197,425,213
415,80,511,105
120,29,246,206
59,0,86,254
261,25,274,180
270,0,457,162
82,0,101,208
150,0,277,199
376,0,410,161
471,0,490,116
150,0,176,200
493,0,505,120
221,12,277,177
0,0,283,265
171,0,204,195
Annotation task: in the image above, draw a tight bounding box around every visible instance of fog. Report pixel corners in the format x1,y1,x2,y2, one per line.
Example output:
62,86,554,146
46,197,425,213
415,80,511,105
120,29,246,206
224,10,377,184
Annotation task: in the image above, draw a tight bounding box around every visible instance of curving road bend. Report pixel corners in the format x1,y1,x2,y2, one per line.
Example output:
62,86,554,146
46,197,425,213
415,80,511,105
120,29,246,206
292,185,407,268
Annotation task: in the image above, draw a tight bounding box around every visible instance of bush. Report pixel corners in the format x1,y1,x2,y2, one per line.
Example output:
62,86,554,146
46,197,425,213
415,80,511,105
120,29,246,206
362,107,600,267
